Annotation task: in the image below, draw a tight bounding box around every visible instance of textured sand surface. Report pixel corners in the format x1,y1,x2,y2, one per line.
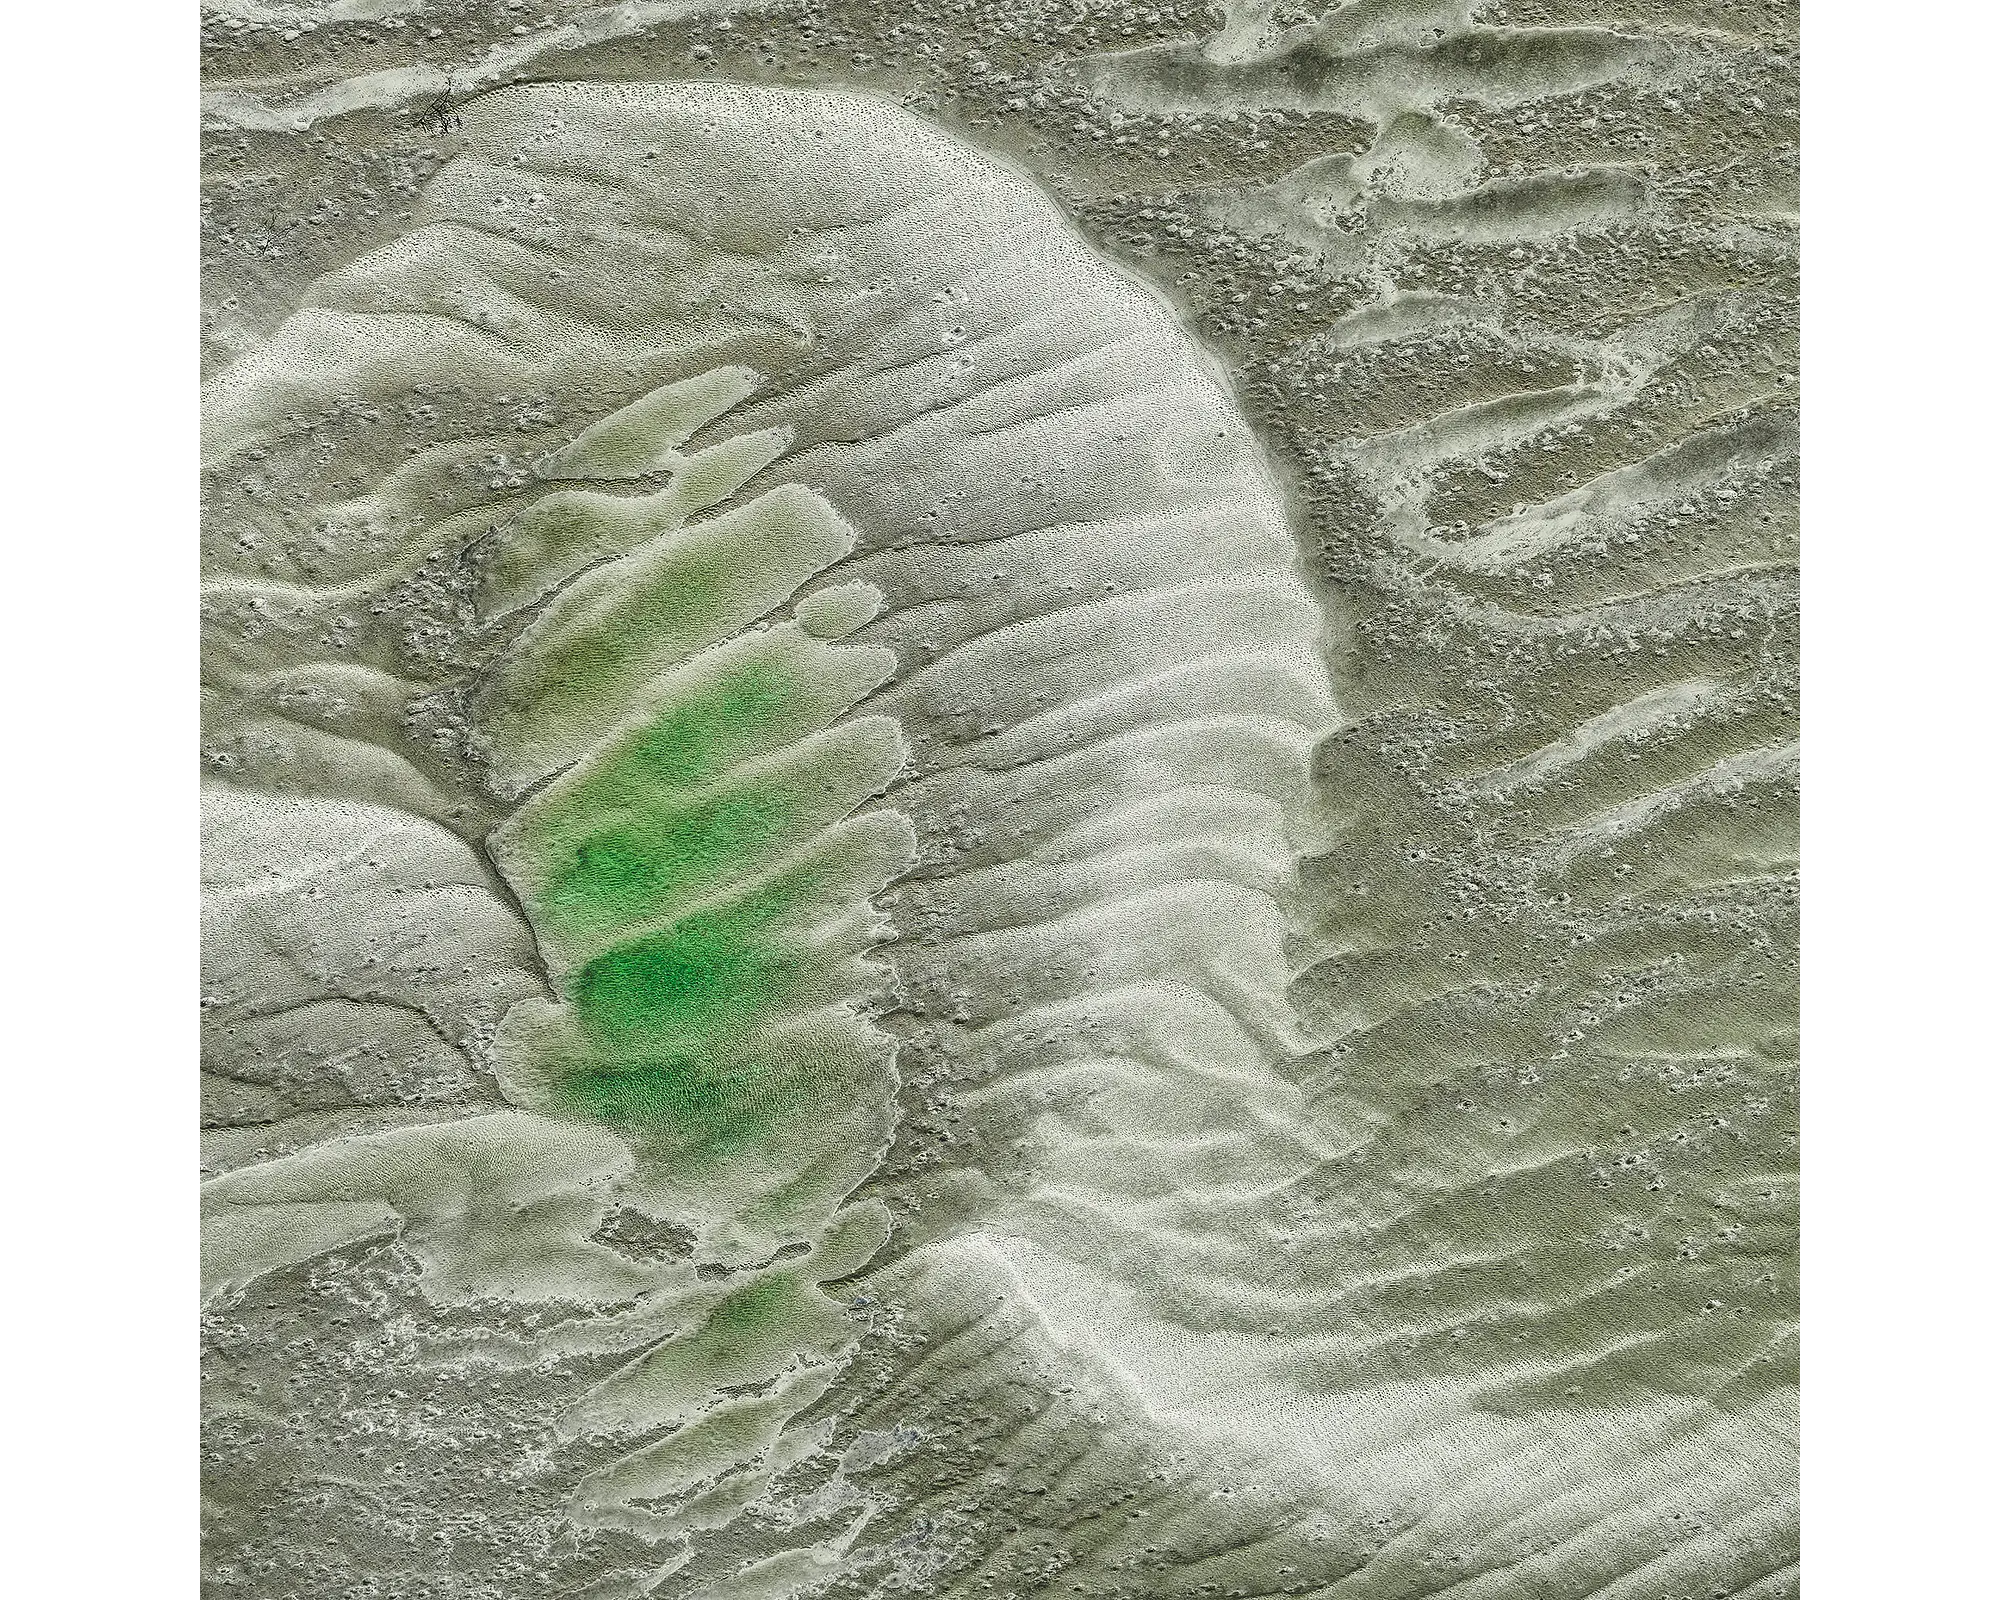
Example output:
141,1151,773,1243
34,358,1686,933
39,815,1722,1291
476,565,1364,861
202,5,1798,1597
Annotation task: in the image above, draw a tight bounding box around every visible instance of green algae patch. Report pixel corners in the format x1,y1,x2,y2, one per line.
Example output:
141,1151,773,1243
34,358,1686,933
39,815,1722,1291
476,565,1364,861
572,899,793,1054
656,1271,853,1387
512,543,744,738
549,861,828,1151
517,633,899,851
544,788,796,942
532,722,909,958
594,654,795,797
480,486,857,786
472,477,915,1166
709,1273,798,1342
565,1269,858,1437
482,429,793,621
551,1054,782,1154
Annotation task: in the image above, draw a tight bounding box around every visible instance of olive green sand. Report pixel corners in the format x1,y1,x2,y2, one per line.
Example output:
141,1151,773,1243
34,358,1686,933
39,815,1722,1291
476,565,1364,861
201,6,1797,1599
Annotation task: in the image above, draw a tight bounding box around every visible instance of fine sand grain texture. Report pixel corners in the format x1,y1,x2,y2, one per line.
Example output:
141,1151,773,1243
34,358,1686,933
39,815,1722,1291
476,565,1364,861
202,6,1798,1598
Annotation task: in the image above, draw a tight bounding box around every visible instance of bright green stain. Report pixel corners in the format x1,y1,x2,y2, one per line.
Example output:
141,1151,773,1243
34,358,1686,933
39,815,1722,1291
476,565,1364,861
707,1274,802,1342
523,629,833,1150
548,860,823,1146
526,548,740,732
549,900,794,1148
571,895,792,1050
551,1054,777,1151
550,655,797,829
543,788,793,942
621,657,791,787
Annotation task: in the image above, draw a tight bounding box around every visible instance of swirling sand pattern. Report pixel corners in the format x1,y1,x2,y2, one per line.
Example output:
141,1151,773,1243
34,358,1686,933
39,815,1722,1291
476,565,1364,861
205,79,1342,1597
202,4,1797,1598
